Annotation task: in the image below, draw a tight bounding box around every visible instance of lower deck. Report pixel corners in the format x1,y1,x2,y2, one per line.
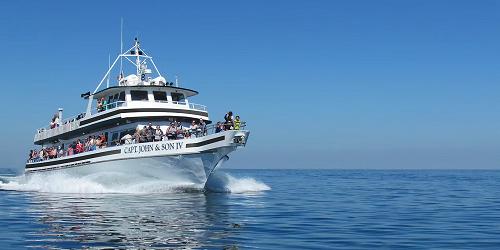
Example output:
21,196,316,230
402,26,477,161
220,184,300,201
26,130,249,174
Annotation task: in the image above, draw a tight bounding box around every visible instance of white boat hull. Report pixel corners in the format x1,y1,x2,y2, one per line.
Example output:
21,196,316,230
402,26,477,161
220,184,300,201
25,130,249,187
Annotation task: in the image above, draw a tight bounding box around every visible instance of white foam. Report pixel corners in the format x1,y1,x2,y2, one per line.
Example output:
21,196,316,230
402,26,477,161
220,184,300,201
0,171,270,194
205,172,271,193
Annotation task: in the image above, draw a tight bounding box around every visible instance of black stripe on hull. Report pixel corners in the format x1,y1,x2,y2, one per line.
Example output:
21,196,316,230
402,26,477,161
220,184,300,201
26,149,122,169
186,136,225,148
27,136,227,171
80,108,208,126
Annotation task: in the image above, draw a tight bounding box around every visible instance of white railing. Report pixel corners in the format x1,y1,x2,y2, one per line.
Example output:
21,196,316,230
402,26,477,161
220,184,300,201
34,100,208,142
92,101,126,115
35,119,81,142
189,103,208,112
36,114,82,133
154,100,208,112
35,101,126,142
171,101,187,105
29,121,247,163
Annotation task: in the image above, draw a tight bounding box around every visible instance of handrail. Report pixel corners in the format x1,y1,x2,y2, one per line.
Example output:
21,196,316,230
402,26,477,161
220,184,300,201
37,101,126,133
92,101,126,115
153,100,207,112
36,114,83,133
189,103,208,112
29,121,247,163
34,99,207,141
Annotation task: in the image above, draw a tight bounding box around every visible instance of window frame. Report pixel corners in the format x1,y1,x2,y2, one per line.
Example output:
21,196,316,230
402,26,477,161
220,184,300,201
171,92,185,103
153,91,168,102
130,90,149,101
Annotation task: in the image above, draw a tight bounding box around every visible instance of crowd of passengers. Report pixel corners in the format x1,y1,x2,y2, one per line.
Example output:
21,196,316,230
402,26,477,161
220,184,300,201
28,111,243,163
28,133,108,163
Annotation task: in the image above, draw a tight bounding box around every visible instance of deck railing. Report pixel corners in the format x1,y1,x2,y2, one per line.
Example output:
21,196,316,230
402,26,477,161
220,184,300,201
35,100,208,142
28,121,247,163
188,103,208,112
92,101,127,115
154,100,208,112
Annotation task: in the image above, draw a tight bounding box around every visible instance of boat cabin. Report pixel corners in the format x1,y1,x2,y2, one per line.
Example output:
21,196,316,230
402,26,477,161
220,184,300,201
34,38,210,146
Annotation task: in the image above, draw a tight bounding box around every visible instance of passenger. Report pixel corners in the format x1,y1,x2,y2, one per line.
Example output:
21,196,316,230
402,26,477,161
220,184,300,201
67,144,74,156
119,133,129,144
91,136,97,150
57,145,64,158
224,111,233,130
28,150,33,162
184,130,191,139
48,147,57,159
83,137,89,151
38,148,44,161
166,122,177,140
176,122,184,139
96,99,103,112
234,116,241,130
101,97,108,111
31,150,39,162
215,122,223,133
154,125,163,141
99,134,107,148
199,119,207,136
189,120,198,137
133,128,141,143
96,136,103,148
140,126,148,143
146,123,154,142
50,114,59,129
75,140,84,154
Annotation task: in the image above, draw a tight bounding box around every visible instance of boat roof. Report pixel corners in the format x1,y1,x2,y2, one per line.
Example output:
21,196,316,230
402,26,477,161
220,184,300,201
90,85,199,99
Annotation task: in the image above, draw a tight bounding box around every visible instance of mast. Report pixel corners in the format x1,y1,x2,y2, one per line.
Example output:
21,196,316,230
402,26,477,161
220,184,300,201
106,54,110,88
135,37,141,76
120,18,124,75
93,37,164,94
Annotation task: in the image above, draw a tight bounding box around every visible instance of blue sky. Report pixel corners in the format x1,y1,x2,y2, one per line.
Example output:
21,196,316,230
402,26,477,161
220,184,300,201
0,0,499,170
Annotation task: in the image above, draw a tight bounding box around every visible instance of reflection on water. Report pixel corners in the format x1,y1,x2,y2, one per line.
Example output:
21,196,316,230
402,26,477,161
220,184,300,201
7,192,252,249
0,170,271,249
6,169,500,249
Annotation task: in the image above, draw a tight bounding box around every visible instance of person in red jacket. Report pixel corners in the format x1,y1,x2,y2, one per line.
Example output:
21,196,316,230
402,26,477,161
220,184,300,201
75,140,84,154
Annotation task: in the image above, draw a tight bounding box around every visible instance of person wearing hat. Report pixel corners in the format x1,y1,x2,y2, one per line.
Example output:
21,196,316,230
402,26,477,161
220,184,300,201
224,111,233,130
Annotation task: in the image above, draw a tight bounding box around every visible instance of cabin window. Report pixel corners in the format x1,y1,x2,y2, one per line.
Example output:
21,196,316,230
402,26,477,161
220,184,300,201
153,91,168,102
118,91,125,101
171,92,185,103
130,90,149,101
111,132,118,141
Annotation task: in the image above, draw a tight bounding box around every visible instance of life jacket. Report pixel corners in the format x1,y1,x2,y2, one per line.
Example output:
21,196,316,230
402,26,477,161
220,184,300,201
234,119,241,130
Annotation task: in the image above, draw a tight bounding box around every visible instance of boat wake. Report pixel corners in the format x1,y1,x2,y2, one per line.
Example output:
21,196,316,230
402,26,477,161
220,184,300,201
0,171,270,194
205,172,271,193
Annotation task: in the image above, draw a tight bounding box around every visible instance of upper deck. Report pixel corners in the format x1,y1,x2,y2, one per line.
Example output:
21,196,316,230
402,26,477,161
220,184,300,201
34,38,210,145
34,85,209,145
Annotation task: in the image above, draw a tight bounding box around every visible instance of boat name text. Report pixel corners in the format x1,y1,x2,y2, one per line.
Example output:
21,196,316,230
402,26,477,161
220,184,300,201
123,142,184,154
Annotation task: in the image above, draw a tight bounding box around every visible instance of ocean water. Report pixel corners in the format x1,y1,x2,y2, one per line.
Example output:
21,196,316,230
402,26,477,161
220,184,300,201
1,169,500,249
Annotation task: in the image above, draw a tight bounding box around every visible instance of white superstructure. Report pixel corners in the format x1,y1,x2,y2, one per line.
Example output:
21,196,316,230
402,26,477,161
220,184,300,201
26,38,249,188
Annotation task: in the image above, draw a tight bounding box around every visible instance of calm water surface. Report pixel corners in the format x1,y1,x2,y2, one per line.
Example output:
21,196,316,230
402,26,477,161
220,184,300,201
1,169,500,249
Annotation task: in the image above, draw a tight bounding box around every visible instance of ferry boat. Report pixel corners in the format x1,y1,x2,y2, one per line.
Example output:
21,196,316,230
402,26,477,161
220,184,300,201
25,38,249,188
